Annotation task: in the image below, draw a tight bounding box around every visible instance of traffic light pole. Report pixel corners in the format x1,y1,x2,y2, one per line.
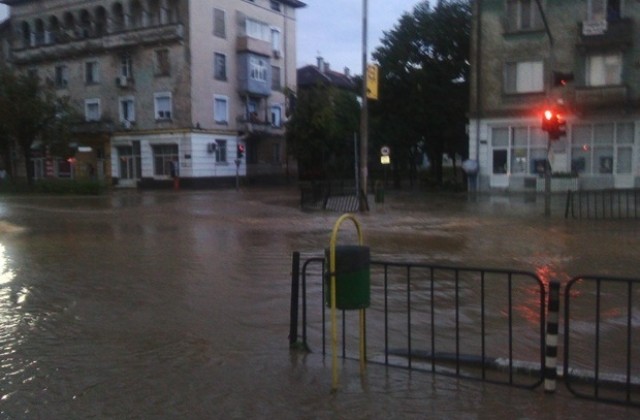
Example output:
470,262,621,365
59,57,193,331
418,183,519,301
536,0,554,217
359,0,369,212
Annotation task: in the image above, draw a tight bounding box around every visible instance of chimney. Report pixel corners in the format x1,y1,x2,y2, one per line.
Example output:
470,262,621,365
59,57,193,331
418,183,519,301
317,56,324,72
324,62,330,73
344,67,350,77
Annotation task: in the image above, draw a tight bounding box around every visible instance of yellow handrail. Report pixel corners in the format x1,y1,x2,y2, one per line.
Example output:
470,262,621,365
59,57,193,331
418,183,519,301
329,213,366,392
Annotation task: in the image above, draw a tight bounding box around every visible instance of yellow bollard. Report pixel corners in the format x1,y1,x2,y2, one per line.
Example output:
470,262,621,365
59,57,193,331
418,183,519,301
328,213,369,392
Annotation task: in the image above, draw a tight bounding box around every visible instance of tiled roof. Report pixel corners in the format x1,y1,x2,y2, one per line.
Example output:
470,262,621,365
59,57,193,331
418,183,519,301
297,65,355,91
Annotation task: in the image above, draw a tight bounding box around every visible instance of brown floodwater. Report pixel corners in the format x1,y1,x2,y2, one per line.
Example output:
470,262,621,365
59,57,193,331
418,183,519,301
0,188,637,418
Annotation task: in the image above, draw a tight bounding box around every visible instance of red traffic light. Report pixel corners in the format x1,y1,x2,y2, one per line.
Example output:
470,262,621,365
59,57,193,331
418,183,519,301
541,108,566,140
237,144,245,158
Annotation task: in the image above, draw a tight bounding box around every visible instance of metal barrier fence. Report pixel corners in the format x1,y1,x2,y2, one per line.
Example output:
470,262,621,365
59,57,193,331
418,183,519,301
289,253,547,389
564,276,640,407
290,253,640,406
299,180,367,212
565,189,640,219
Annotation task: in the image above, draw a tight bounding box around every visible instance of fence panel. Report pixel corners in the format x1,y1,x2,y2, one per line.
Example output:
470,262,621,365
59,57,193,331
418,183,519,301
292,254,546,389
563,276,640,406
565,189,640,219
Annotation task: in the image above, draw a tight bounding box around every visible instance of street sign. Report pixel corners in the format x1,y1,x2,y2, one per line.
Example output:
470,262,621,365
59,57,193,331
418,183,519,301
380,146,390,156
381,156,390,165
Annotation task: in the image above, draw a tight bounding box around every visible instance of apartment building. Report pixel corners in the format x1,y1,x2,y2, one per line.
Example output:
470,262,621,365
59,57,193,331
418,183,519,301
0,0,304,187
469,0,640,192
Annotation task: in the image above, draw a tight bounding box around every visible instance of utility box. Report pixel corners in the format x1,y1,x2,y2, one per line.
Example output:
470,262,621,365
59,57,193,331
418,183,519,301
325,245,370,310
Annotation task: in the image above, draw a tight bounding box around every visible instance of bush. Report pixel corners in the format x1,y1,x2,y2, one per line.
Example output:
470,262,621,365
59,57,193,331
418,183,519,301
31,179,107,195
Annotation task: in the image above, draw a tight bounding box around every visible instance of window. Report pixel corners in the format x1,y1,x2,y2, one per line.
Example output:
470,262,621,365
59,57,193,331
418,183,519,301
491,126,547,175
246,18,270,41
571,122,633,175
271,65,281,90
155,49,170,76
85,60,99,84
154,92,172,120
215,140,227,163
588,0,621,21
250,57,268,82
504,61,543,93
506,0,542,31
586,53,622,86
152,144,179,177
270,105,282,127
270,1,281,12
271,28,282,55
213,8,226,38
214,53,227,81
214,95,229,124
119,96,135,123
85,98,101,121
271,28,281,55
120,53,132,78
54,65,68,88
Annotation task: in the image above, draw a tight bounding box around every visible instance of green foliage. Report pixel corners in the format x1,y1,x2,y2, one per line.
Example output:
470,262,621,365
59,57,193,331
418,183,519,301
287,83,360,179
0,178,106,195
0,67,78,185
32,179,106,195
371,1,471,187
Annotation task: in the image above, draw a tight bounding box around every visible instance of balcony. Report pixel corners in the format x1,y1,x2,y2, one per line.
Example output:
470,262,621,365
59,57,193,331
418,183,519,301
236,36,271,57
236,113,284,136
12,23,184,65
574,85,628,108
577,18,633,52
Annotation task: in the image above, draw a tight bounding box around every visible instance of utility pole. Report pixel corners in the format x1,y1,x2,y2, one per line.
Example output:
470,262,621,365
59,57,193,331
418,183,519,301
535,0,554,217
359,0,369,211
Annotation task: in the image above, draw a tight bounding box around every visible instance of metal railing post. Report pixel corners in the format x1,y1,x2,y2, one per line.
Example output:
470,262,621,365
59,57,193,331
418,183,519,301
544,280,560,393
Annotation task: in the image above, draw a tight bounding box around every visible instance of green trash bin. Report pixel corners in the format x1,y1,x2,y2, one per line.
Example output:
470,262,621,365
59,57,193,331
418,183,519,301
325,245,370,310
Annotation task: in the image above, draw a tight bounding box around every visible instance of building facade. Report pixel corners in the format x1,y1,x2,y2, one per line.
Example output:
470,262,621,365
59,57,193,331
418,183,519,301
0,0,304,187
469,0,640,192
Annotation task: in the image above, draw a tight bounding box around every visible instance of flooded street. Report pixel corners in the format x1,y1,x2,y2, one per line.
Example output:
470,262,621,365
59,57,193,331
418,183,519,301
0,188,638,418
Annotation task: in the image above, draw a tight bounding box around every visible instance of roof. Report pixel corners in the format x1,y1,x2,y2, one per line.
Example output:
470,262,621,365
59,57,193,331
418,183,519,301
0,0,307,7
297,65,356,91
280,0,307,8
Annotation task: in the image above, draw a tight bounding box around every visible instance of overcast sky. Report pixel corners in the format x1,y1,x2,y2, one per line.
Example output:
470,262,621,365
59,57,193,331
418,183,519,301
296,0,421,74
0,1,422,75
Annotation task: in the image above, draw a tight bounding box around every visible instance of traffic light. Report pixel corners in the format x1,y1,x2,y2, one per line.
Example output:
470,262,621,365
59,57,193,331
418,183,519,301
237,144,245,159
541,108,567,140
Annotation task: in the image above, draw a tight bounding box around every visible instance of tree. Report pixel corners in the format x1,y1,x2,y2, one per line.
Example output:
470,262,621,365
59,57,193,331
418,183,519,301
0,68,76,185
286,83,360,180
371,0,471,188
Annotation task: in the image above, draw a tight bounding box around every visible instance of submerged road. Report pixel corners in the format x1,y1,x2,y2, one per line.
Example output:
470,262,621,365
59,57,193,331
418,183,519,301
0,187,637,418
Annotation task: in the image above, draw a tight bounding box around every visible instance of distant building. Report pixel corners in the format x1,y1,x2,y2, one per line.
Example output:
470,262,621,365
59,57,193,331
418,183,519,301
297,56,356,92
0,0,305,187
469,0,639,191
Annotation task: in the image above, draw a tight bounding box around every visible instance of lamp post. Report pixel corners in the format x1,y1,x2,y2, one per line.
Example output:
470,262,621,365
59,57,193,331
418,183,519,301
359,0,369,211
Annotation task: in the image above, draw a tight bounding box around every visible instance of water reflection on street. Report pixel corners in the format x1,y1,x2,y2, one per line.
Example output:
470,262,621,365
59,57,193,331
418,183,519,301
0,188,637,418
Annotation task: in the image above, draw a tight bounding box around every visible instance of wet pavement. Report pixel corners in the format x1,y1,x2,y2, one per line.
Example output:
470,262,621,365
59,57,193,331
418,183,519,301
0,187,637,419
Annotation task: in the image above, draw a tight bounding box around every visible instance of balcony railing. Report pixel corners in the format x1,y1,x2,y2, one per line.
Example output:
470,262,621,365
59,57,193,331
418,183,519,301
13,23,184,64
236,114,284,135
574,85,628,108
577,18,633,51
236,36,271,57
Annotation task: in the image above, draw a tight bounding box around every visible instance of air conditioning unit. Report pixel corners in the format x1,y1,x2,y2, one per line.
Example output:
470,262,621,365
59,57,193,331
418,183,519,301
207,143,217,153
117,75,128,87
